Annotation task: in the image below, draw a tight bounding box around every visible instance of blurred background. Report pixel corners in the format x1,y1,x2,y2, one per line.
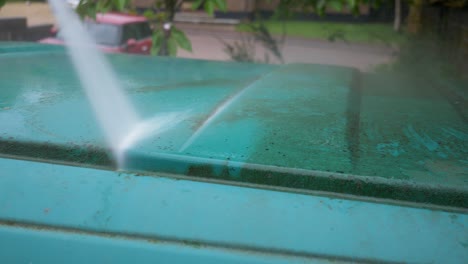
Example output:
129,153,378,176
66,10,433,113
0,0,466,99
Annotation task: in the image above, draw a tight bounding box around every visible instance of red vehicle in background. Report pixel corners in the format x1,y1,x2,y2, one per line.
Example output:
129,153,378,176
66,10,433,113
40,13,152,55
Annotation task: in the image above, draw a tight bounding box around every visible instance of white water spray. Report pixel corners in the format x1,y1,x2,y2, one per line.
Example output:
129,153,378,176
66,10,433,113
48,0,186,167
116,111,190,167
179,73,272,152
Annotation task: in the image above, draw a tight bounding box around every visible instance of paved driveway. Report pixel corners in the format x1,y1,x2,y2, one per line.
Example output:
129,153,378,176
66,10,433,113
178,28,396,71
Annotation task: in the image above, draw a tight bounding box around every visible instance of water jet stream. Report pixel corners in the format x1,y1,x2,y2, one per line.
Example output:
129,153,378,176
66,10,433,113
179,72,274,152
48,0,186,168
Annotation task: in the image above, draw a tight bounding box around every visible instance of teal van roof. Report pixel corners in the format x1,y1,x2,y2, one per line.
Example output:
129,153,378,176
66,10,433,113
0,43,467,208
0,42,65,54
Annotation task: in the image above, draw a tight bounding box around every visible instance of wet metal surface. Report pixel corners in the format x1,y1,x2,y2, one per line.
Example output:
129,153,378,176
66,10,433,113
0,158,467,263
0,43,467,207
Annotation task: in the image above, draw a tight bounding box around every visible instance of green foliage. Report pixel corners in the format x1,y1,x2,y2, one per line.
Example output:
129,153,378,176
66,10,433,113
115,0,127,10
172,27,192,52
237,21,407,45
150,26,192,56
0,0,5,8
76,0,130,19
329,0,343,11
192,0,227,16
167,36,178,56
272,0,373,18
214,0,227,11
143,9,157,20
76,1,97,19
151,29,164,55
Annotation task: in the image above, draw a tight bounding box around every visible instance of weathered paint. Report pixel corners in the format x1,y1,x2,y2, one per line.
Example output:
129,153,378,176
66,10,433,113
0,43,467,207
0,225,328,264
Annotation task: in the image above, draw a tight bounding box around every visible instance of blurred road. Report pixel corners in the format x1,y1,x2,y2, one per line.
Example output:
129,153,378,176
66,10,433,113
177,24,396,71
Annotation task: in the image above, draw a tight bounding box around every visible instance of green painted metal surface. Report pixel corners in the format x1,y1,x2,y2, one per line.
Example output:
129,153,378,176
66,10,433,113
1,157,467,263
0,42,467,208
0,42,65,55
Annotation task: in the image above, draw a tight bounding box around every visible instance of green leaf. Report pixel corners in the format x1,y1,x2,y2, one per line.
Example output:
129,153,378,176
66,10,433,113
215,0,227,12
101,5,112,13
329,0,343,11
96,0,112,13
156,12,167,22
172,27,192,52
347,0,357,9
115,0,127,11
96,0,105,11
192,0,204,10
0,0,6,8
87,6,97,20
204,0,215,16
167,37,178,56
151,47,160,56
76,0,90,19
143,9,156,20
316,0,326,16
151,30,163,55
